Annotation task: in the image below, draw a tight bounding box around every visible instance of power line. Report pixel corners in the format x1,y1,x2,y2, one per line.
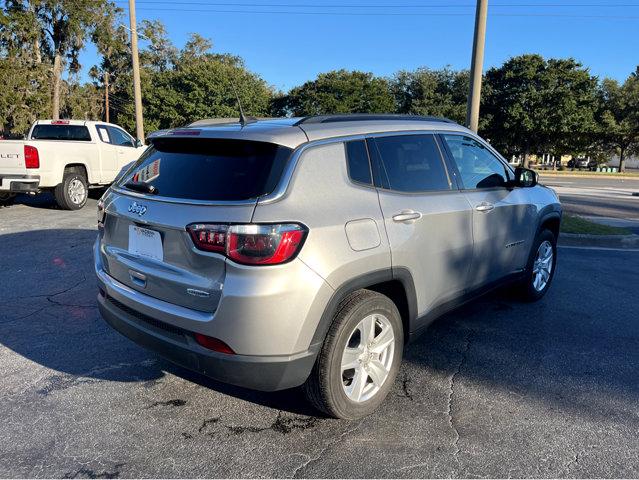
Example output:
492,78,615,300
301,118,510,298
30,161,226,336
113,1,639,6
107,7,639,18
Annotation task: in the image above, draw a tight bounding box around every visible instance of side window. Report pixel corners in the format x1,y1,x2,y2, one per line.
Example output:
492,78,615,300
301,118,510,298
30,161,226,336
442,135,509,189
372,134,451,193
107,127,135,147
96,126,111,144
345,140,372,186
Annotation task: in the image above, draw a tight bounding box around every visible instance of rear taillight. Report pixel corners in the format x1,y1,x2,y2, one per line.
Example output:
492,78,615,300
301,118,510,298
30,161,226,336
24,145,39,169
186,223,306,266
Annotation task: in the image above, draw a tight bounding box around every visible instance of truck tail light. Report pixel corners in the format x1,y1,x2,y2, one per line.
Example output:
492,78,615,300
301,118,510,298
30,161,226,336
24,145,39,169
186,223,306,265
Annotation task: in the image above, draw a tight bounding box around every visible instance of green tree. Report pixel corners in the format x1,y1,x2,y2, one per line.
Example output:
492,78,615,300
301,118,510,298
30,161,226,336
391,67,469,124
141,36,273,131
89,1,129,123
280,69,395,116
32,0,110,119
597,70,639,172
483,54,598,166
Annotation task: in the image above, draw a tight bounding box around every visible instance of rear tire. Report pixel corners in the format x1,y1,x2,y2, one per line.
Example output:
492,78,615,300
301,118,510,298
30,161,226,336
516,229,557,302
0,193,15,207
304,289,403,420
54,169,88,210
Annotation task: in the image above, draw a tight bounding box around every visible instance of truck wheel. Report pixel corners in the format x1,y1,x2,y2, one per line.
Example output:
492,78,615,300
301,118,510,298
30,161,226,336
304,290,403,420
516,229,557,302
0,193,15,207
54,169,88,210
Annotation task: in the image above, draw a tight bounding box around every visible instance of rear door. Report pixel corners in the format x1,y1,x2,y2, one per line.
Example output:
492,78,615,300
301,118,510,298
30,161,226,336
98,137,292,312
440,134,536,287
370,133,474,320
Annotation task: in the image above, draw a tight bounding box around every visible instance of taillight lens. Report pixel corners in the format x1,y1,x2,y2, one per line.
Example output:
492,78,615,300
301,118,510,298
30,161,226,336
186,223,306,266
24,145,39,169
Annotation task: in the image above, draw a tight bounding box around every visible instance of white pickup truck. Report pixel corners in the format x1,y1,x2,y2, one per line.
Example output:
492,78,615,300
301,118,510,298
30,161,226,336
0,120,146,209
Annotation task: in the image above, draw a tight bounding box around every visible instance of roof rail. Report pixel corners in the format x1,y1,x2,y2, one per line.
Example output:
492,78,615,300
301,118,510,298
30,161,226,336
294,114,456,126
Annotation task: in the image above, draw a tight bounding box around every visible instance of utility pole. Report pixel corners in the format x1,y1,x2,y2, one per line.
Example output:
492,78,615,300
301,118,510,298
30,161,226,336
104,71,110,123
128,0,144,141
466,0,488,133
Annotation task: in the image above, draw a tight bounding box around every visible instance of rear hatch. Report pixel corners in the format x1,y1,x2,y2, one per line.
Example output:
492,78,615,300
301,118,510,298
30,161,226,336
99,136,292,312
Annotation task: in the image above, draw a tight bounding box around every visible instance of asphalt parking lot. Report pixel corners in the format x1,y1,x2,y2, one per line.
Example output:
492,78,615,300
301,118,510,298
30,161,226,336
1,194,638,478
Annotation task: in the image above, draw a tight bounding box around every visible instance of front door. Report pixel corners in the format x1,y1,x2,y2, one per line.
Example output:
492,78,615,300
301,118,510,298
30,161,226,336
95,125,118,183
439,134,536,288
369,134,474,320
107,126,142,179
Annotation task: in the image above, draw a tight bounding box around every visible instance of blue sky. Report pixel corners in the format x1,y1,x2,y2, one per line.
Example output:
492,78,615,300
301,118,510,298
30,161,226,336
82,1,639,90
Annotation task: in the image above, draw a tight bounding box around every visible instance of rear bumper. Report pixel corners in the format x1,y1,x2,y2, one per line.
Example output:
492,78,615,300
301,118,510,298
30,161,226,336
0,174,39,193
96,276,319,392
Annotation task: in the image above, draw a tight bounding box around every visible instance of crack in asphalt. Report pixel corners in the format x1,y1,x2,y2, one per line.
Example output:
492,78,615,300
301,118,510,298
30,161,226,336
290,419,364,478
36,360,158,396
63,463,125,479
398,373,414,401
446,328,473,457
146,399,187,409
563,451,585,476
1,276,88,304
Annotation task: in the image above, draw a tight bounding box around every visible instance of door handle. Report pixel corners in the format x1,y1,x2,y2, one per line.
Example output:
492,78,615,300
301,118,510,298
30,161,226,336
475,202,495,212
392,210,422,222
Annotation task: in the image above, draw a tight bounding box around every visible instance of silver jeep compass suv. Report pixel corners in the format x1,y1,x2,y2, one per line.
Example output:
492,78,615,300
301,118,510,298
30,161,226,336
95,114,561,419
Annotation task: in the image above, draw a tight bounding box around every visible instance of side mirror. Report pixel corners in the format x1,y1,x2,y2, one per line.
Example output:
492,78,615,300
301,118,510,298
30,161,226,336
514,167,538,188
135,139,143,148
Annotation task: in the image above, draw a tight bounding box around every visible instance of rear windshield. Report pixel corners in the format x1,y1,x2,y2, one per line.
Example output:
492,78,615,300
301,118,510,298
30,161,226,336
31,125,92,141
118,138,292,201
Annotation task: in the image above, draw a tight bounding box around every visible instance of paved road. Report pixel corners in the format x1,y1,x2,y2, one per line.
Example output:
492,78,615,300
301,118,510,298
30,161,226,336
1,197,639,478
540,175,639,221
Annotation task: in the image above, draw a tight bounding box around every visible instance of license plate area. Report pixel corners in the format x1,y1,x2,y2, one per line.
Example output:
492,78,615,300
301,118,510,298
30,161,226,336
128,225,163,261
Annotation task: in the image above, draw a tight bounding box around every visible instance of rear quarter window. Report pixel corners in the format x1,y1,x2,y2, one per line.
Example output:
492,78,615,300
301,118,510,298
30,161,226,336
119,138,292,201
31,125,92,141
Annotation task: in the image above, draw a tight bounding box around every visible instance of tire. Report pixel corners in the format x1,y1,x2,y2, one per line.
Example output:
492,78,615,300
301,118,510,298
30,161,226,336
516,229,557,302
54,169,88,210
0,193,15,207
304,289,403,420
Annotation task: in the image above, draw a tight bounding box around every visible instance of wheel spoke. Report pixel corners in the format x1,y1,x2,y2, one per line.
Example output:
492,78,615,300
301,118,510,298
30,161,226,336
348,366,368,402
341,347,361,371
367,359,388,387
359,315,376,344
370,325,394,354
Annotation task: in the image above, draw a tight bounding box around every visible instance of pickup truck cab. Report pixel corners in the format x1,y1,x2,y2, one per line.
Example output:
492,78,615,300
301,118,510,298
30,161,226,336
0,120,146,209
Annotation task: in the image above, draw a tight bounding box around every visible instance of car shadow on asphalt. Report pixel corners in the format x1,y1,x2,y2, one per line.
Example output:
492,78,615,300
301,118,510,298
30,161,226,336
12,189,106,210
1,228,638,421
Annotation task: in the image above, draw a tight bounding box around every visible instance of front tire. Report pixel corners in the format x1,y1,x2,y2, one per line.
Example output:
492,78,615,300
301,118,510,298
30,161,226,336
517,229,557,301
304,290,403,420
54,169,88,210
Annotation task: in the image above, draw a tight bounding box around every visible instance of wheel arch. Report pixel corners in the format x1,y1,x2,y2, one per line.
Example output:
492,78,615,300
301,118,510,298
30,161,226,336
63,163,91,184
310,268,418,348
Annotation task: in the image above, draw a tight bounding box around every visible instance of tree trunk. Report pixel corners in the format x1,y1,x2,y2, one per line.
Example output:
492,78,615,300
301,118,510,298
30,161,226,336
51,53,62,120
619,147,626,173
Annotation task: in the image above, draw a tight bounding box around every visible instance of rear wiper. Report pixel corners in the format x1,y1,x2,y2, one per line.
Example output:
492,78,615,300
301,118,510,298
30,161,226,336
124,181,159,195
